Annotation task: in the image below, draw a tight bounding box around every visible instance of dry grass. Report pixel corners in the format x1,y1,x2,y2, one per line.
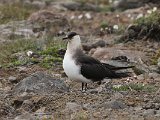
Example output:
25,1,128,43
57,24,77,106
0,2,38,24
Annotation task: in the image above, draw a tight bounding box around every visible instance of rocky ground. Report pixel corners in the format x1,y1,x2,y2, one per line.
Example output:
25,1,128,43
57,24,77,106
0,0,160,120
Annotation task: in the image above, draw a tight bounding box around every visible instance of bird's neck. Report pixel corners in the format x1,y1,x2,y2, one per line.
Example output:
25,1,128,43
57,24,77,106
66,36,82,54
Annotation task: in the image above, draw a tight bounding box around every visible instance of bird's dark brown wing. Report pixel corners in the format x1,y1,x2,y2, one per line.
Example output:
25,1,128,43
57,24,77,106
76,55,132,81
76,55,118,81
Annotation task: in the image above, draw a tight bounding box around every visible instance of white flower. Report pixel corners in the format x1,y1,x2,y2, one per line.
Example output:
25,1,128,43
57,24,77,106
27,50,33,57
116,14,120,18
100,28,104,31
78,14,83,19
147,10,152,14
152,7,157,12
85,13,92,19
70,15,75,20
113,25,119,30
136,13,143,19
127,14,131,18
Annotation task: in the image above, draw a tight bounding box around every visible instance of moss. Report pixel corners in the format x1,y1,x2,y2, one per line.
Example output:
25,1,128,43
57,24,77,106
117,24,125,34
151,49,160,65
73,110,89,120
112,83,156,92
39,47,60,57
132,67,145,75
76,0,109,5
99,5,113,12
40,56,62,69
100,21,109,29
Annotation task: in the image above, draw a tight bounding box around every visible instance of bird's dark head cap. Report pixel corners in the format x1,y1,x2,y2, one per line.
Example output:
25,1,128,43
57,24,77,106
63,32,78,40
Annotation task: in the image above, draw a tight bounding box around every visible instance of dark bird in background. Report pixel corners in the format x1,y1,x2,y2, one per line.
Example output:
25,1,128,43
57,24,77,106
63,32,134,91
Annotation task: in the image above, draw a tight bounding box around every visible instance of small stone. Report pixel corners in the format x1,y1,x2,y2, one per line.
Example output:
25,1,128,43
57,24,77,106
143,103,155,109
65,102,82,112
18,66,27,73
23,100,33,105
4,86,11,91
155,96,160,103
8,76,17,83
93,112,101,118
155,110,160,117
155,103,160,110
137,74,144,80
35,107,46,113
104,100,127,109
14,112,35,120
143,109,155,116
134,106,142,111
112,92,124,100
21,100,34,111
87,89,98,94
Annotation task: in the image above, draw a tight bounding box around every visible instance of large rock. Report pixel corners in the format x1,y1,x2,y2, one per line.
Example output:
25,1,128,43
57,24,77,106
112,0,160,11
0,20,34,43
12,71,69,95
61,1,100,11
112,0,142,11
104,99,127,109
28,10,70,36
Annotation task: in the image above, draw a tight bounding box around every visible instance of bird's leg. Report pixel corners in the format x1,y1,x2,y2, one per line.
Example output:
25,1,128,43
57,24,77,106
85,83,87,91
82,82,84,91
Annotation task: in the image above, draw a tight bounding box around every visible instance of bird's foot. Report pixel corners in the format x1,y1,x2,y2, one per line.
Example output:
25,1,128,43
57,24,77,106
82,83,88,92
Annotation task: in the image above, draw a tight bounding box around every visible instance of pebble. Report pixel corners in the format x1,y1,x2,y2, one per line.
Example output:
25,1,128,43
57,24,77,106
14,112,34,120
143,109,155,116
105,100,127,109
8,76,17,82
65,102,82,112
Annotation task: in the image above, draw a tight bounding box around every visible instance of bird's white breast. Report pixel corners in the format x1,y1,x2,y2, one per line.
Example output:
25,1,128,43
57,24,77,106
63,52,91,83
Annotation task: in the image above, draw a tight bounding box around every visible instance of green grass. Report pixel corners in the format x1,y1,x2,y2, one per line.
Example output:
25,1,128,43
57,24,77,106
0,38,38,65
134,11,160,41
0,37,66,68
151,49,160,65
0,2,37,24
112,83,156,92
100,21,109,29
135,11,160,26
134,11,160,64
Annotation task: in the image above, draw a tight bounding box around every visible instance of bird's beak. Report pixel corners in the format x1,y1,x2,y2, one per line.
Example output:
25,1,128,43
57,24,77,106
62,36,68,40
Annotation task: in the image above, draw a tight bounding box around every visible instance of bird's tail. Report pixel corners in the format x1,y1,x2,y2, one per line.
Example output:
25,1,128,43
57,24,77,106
105,71,132,79
103,63,134,71
113,72,132,78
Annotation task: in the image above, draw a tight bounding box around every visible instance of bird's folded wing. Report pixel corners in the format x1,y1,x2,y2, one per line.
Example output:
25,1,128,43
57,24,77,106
77,55,116,81
77,55,132,80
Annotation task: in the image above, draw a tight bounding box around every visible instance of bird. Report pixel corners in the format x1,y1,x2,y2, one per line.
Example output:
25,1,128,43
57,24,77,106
62,32,134,91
